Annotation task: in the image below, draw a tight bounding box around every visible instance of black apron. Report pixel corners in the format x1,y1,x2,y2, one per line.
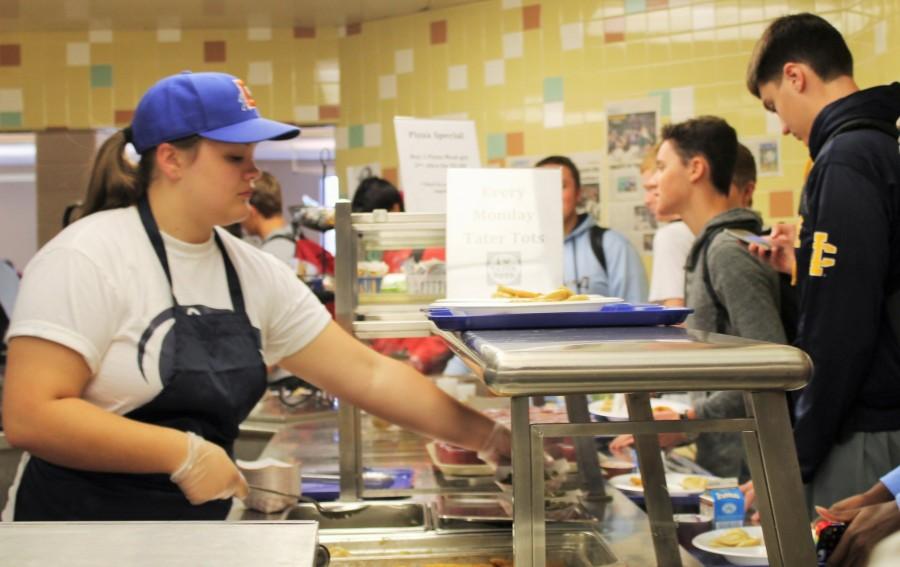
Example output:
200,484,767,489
14,198,267,521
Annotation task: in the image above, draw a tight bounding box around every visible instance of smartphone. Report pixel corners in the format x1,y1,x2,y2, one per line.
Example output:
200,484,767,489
725,228,771,250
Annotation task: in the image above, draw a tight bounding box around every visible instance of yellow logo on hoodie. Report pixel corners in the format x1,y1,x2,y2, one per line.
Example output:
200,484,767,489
809,231,837,277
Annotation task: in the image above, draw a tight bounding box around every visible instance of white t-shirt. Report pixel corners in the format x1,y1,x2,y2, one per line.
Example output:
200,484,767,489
6,206,331,416
648,220,695,303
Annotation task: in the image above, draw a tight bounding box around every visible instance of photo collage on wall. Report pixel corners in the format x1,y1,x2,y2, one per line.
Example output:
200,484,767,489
605,98,660,254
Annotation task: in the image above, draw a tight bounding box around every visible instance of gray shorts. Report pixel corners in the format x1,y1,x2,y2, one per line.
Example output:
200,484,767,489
804,430,900,517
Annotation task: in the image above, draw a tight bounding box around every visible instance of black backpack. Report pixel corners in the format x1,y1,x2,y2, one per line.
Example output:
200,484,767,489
589,225,608,273
699,223,799,343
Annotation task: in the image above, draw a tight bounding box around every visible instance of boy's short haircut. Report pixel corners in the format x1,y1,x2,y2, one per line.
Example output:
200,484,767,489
746,13,853,97
535,155,581,189
249,171,283,218
733,143,757,189
661,116,738,196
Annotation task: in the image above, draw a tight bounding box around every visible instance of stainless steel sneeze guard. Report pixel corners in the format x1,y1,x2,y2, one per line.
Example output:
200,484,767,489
434,324,817,567
0,521,320,566
451,326,811,396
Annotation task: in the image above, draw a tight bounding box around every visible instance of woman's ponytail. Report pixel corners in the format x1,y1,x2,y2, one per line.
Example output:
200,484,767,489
78,129,146,218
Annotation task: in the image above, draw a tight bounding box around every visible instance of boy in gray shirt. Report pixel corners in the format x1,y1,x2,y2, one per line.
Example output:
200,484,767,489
612,117,784,478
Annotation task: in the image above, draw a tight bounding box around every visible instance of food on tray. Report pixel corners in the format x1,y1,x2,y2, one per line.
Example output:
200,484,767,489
710,528,763,548
491,285,588,302
629,476,643,487
680,475,709,490
329,546,351,557
435,441,486,465
653,405,673,413
493,285,542,298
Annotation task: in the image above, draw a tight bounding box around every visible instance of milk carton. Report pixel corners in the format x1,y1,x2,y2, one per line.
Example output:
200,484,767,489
699,487,745,529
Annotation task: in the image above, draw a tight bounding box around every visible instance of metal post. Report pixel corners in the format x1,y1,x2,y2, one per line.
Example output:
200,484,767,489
625,393,682,567
511,396,535,567
563,395,609,502
747,392,817,566
530,420,547,567
334,200,362,501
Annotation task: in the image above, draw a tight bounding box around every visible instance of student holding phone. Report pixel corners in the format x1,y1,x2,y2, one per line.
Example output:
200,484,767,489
743,13,900,516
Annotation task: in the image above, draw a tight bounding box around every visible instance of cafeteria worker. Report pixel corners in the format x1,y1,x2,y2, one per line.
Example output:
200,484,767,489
1,72,510,521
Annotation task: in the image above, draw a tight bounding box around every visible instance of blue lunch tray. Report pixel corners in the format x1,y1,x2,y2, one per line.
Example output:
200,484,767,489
427,303,692,331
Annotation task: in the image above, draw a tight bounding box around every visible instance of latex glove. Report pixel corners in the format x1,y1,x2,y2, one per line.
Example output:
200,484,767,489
477,421,512,468
480,423,568,493
171,432,249,505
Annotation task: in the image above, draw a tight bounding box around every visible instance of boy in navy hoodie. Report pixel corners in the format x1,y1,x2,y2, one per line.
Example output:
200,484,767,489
744,13,900,524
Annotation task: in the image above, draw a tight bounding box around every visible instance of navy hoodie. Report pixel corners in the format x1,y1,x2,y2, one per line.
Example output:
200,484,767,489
792,82,900,482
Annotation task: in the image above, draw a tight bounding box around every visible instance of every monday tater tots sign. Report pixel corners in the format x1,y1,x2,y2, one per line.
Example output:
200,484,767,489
446,168,563,298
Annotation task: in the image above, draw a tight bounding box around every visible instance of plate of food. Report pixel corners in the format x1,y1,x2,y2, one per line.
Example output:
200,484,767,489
426,441,494,477
431,295,623,316
692,526,768,565
589,395,691,421
609,472,718,497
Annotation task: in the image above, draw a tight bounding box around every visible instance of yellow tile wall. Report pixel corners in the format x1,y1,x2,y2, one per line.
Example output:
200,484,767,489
335,0,900,231
0,0,897,237
0,26,339,129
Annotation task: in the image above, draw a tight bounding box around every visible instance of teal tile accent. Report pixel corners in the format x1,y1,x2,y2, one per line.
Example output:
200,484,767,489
0,112,22,127
348,125,364,149
91,64,113,88
649,89,671,118
487,133,506,160
543,76,563,103
625,0,647,14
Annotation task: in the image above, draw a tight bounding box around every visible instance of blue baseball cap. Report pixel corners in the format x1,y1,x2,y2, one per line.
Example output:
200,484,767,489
130,71,300,154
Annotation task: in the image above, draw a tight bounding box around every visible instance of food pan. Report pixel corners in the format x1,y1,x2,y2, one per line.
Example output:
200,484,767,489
284,501,428,533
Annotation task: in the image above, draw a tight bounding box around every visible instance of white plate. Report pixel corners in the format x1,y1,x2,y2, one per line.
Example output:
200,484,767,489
589,396,691,421
425,442,494,477
692,526,768,566
609,472,719,497
431,295,624,315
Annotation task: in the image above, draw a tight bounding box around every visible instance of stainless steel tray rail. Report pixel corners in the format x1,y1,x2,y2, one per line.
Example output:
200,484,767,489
435,325,816,567
321,528,620,566
334,201,448,501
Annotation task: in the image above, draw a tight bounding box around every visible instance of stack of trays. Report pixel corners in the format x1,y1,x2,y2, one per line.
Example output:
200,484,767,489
426,297,692,331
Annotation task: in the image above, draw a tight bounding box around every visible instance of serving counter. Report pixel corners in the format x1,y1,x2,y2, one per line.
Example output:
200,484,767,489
229,416,703,566
431,325,817,567
0,521,320,566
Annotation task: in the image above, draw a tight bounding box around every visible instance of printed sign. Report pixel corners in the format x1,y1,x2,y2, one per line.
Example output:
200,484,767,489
394,117,481,212
446,168,563,298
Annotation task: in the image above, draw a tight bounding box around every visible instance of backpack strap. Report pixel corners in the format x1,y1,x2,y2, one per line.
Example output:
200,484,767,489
589,225,608,273
700,227,729,333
